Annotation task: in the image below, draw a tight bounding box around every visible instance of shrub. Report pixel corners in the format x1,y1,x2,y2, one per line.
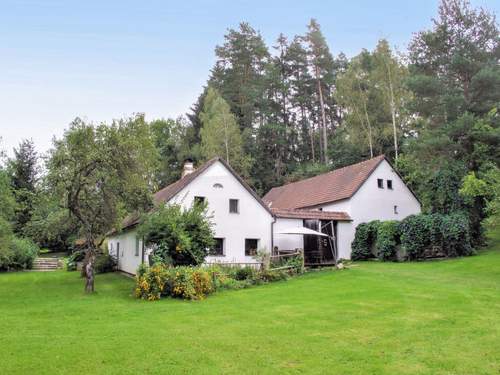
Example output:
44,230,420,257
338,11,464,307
375,221,399,261
94,253,117,274
259,269,289,282
135,264,214,301
66,250,85,271
138,203,215,266
351,221,380,260
0,237,39,271
135,264,169,301
399,214,432,260
234,266,257,281
440,212,473,257
399,213,473,260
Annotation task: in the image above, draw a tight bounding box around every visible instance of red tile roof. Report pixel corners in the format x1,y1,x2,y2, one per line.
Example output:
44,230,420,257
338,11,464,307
263,155,386,210
271,208,351,221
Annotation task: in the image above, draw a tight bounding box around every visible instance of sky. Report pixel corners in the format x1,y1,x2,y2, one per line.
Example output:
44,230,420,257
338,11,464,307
1,0,499,158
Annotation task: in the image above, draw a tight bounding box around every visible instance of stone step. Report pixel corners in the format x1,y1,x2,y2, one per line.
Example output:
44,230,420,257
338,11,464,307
32,257,62,271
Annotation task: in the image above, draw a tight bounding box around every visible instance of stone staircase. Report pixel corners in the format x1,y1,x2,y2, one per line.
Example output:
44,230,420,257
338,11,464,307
32,257,61,271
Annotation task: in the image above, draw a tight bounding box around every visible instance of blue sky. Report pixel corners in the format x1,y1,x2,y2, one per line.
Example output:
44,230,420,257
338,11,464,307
1,0,499,157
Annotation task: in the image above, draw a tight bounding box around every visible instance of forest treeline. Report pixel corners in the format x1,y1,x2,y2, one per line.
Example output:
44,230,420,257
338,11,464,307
0,0,499,254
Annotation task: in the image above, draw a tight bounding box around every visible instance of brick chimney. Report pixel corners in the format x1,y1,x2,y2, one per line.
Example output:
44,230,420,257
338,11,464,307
181,159,195,178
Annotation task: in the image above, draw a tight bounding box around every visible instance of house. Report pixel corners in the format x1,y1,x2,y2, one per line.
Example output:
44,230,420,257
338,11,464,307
108,155,421,274
106,157,274,274
264,155,421,264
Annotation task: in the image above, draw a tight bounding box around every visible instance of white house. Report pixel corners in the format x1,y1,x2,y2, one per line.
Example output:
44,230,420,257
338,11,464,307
107,158,274,274
108,155,421,274
264,155,422,263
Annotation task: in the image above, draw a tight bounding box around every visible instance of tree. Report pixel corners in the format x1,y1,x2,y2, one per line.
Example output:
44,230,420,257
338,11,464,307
210,22,270,135
47,115,158,292
200,87,249,176
150,117,199,187
407,0,500,124
138,202,215,266
306,19,336,163
8,139,38,233
371,40,411,160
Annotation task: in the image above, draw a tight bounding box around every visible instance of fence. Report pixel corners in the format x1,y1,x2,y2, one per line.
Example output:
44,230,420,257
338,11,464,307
269,249,304,271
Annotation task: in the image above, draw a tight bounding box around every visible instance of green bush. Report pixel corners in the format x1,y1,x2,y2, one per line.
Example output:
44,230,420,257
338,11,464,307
0,236,39,271
440,212,473,257
375,221,400,261
259,269,289,282
66,250,85,271
94,253,117,274
135,264,214,301
399,213,473,260
138,203,215,266
351,221,380,260
234,266,257,281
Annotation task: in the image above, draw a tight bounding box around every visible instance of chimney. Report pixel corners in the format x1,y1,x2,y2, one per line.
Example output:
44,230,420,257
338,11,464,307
181,159,195,178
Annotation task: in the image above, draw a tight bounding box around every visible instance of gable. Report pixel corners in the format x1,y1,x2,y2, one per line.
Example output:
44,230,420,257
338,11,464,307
353,159,421,207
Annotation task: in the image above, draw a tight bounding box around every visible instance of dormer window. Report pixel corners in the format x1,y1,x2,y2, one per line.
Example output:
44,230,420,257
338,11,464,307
387,180,393,190
377,179,384,189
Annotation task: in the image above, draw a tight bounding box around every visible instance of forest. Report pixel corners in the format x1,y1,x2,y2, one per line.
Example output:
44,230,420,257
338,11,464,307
0,0,499,260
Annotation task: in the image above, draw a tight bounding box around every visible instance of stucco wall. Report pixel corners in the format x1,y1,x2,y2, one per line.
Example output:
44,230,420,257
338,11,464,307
321,159,421,259
108,229,142,275
171,162,274,264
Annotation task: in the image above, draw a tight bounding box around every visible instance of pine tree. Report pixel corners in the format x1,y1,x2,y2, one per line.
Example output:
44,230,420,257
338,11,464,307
200,87,249,177
306,19,336,164
9,139,38,233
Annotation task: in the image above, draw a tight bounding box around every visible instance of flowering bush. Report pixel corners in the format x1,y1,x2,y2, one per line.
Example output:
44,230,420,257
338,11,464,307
135,264,214,301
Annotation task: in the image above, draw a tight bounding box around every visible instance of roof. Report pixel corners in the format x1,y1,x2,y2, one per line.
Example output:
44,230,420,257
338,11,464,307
119,157,273,231
271,208,351,221
263,155,386,210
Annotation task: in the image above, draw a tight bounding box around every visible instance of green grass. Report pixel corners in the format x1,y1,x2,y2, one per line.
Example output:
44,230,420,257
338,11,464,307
1,234,499,374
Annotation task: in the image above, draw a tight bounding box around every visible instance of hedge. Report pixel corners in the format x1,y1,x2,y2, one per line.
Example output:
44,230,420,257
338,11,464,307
352,212,473,261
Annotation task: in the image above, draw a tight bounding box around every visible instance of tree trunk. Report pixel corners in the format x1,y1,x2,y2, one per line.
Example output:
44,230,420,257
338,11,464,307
358,81,374,158
315,65,328,164
85,258,95,293
84,249,95,293
385,61,398,160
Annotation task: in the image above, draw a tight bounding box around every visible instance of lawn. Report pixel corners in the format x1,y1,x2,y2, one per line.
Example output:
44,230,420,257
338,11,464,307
1,235,499,374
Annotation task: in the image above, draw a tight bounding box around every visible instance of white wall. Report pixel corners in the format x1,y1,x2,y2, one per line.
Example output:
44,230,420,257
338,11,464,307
108,229,143,275
273,218,304,251
321,160,421,259
170,161,274,264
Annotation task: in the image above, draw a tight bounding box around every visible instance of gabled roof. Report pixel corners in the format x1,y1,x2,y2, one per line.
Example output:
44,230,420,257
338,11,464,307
120,157,272,231
263,155,386,210
271,208,351,221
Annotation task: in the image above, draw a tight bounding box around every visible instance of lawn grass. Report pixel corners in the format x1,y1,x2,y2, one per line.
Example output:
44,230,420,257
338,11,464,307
1,233,499,374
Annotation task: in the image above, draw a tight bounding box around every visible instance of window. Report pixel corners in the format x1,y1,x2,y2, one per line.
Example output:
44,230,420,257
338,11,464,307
209,238,224,256
213,183,223,189
229,199,239,213
387,180,393,190
394,205,398,214
194,196,205,205
117,242,121,257
377,179,384,188
135,237,140,257
245,239,259,256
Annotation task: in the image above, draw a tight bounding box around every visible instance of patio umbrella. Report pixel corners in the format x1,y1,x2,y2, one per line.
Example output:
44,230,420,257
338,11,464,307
277,227,329,236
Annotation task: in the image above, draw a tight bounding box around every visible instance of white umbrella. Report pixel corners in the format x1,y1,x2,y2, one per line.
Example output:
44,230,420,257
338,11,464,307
277,226,328,237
